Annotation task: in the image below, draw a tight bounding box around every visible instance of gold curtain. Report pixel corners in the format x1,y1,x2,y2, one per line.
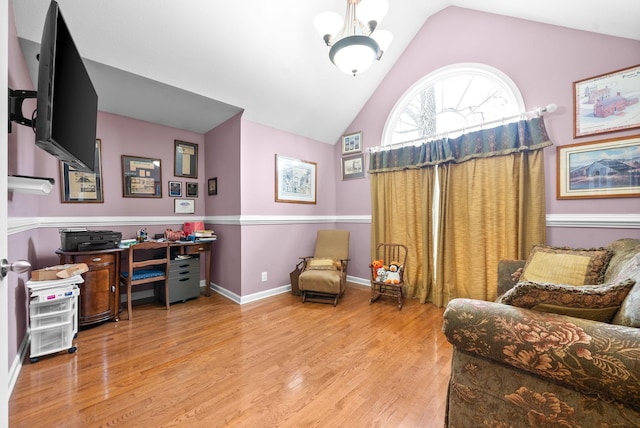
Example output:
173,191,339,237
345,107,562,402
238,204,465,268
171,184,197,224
436,150,547,304
369,118,552,307
370,168,435,302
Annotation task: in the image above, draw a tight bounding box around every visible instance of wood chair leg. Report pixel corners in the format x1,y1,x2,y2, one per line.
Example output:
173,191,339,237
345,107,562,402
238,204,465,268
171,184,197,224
127,284,133,320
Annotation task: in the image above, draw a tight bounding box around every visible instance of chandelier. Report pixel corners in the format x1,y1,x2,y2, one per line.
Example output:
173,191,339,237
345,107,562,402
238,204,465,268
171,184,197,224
314,0,393,76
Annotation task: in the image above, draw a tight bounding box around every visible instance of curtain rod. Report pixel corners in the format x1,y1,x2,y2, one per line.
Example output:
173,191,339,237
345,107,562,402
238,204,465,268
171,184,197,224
367,103,557,153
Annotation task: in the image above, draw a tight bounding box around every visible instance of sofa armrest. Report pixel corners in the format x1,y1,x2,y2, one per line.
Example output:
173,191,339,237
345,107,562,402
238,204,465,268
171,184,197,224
496,259,525,298
443,298,640,411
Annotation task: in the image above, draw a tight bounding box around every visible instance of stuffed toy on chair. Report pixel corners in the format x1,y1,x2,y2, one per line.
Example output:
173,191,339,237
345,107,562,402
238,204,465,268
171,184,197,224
375,267,387,283
385,262,402,284
371,259,384,279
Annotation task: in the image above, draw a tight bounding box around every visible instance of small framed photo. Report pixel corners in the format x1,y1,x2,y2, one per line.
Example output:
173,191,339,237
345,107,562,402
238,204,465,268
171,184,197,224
174,198,195,214
60,139,103,203
573,64,640,138
174,140,198,178
275,154,317,204
341,131,362,155
557,135,640,199
186,182,198,197
208,177,218,195
341,153,365,180
168,181,182,197
122,155,162,198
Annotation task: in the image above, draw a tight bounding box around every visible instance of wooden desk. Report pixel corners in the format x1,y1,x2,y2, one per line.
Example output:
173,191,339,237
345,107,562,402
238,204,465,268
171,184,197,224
168,240,214,297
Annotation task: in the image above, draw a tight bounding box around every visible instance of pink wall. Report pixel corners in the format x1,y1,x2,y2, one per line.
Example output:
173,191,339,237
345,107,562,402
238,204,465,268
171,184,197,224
204,114,242,295
204,113,242,216
240,120,337,215
239,120,338,294
340,6,640,248
22,111,206,217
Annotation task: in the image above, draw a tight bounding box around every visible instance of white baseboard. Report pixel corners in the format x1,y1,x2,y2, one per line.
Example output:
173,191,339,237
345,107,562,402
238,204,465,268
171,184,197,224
347,275,370,287
8,332,29,398
209,282,292,305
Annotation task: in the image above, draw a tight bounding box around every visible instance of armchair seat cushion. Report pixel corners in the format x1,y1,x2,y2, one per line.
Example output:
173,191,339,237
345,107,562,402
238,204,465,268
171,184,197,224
299,269,342,294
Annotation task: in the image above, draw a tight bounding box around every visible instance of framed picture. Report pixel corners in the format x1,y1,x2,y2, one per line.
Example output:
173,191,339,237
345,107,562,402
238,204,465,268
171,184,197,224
122,155,162,198
186,182,198,197
174,140,198,178
174,198,195,214
557,135,640,199
208,177,218,195
573,64,640,138
168,181,182,197
341,131,362,154
341,153,366,180
60,139,103,203
275,154,317,204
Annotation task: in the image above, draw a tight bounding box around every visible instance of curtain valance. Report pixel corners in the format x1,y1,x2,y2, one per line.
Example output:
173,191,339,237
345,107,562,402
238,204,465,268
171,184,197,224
368,117,552,174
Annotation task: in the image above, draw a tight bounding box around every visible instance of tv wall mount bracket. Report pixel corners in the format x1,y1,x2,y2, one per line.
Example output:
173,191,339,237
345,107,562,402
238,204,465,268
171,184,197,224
8,88,37,132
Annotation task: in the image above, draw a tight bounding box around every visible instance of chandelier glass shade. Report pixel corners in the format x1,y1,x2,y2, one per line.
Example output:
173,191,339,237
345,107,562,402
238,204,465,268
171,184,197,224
314,0,393,76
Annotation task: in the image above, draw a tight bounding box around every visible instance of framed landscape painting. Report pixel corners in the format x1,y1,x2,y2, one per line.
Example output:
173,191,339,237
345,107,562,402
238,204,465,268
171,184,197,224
573,64,640,138
557,135,640,199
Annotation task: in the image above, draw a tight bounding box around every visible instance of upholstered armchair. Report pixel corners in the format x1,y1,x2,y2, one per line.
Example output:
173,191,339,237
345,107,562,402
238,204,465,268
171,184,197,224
298,230,350,306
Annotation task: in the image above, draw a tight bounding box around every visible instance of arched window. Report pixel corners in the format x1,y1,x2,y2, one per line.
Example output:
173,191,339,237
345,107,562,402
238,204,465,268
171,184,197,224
382,64,525,146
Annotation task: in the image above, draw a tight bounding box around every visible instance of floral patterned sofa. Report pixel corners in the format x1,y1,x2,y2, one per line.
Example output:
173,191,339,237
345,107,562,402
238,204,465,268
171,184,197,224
442,238,640,427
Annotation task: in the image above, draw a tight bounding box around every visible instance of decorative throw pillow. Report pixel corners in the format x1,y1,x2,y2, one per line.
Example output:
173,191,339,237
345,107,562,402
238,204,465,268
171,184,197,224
497,279,636,322
306,258,339,270
520,245,614,285
610,253,640,327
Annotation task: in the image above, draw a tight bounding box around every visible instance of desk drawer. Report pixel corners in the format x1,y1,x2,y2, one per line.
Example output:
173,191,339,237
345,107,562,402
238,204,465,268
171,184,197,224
69,253,116,269
161,275,200,304
169,259,200,279
170,258,199,269
183,243,209,255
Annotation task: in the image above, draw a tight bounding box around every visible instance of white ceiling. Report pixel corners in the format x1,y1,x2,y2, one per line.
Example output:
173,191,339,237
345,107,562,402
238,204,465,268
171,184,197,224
12,0,640,145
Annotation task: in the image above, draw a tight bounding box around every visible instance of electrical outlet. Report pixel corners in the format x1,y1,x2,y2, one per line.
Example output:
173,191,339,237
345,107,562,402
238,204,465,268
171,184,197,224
261,272,267,282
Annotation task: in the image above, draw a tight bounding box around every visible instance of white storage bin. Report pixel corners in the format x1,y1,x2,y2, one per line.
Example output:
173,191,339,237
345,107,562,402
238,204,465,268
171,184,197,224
30,323,74,358
28,282,79,362
30,298,72,317
30,308,74,329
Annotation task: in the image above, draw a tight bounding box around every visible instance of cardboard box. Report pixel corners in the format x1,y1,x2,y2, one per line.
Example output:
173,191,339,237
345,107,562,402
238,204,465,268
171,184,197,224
31,263,89,281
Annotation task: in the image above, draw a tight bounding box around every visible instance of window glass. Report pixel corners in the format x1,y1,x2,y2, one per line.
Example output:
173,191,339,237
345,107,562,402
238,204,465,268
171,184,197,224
383,64,525,145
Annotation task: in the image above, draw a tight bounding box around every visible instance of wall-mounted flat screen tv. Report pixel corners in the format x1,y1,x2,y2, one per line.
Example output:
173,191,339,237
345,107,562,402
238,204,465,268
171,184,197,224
35,0,98,173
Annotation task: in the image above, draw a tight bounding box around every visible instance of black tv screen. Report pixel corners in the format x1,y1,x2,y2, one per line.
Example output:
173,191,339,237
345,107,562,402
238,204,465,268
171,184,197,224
35,1,98,173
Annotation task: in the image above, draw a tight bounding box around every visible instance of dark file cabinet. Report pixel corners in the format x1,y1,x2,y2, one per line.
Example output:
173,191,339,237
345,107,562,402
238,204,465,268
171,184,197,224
160,257,201,304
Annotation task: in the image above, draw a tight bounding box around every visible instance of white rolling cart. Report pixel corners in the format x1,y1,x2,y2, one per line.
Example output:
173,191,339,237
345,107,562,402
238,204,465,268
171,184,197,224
26,275,83,363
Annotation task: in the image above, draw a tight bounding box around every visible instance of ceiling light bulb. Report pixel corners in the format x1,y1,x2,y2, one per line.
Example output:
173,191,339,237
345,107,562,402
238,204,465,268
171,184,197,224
314,11,343,41
356,0,389,29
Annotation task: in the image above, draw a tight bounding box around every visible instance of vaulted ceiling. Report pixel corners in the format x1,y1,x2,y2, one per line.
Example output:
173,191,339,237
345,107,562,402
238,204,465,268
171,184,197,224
12,0,640,145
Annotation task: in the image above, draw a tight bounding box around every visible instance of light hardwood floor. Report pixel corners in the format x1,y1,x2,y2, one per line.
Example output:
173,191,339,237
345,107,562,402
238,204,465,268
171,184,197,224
10,284,452,427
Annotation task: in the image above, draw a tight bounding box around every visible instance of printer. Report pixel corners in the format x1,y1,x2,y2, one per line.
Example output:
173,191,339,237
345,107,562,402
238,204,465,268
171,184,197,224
60,229,122,252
